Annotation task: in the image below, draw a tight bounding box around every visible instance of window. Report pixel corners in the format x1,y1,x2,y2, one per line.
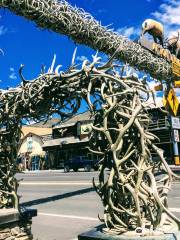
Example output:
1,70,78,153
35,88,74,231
27,136,33,152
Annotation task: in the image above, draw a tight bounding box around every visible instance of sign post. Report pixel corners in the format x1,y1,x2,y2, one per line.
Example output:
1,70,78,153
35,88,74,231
167,88,179,116
163,87,180,165
171,117,180,165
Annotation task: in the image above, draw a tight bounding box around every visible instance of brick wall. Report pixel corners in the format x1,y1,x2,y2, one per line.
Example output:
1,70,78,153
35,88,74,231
0,219,32,240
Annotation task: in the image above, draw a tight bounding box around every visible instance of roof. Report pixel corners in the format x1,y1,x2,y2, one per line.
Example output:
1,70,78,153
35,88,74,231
26,118,60,128
42,136,89,148
21,126,52,137
53,111,93,129
20,132,43,142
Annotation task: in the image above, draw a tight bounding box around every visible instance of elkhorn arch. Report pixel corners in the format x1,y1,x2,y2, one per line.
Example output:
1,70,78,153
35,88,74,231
1,54,180,237
0,0,180,238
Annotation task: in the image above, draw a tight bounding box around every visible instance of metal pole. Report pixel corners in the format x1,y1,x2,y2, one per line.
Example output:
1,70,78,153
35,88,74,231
166,80,180,165
172,129,180,165
171,115,180,165
173,141,179,165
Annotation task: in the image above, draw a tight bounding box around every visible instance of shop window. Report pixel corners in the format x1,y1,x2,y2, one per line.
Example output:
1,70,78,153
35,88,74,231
27,135,33,152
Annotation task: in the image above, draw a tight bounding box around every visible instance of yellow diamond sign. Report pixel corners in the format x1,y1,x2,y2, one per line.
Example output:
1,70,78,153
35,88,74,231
167,88,179,116
172,60,180,77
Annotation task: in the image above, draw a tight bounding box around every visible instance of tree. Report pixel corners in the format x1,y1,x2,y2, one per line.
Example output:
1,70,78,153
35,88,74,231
0,0,173,81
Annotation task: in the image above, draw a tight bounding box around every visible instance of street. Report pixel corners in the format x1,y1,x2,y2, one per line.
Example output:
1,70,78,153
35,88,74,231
17,171,180,240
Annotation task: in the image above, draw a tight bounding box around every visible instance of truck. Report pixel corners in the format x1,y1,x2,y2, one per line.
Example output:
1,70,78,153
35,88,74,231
64,156,98,172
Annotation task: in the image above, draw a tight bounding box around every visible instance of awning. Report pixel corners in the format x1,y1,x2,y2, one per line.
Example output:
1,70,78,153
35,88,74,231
42,138,62,148
42,136,89,148
53,122,75,129
30,151,45,157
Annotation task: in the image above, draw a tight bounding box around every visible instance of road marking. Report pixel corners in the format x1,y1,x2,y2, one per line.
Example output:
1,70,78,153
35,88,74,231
38,209,180,221
20,181,93,186
38,212,99,221
170,208,180,213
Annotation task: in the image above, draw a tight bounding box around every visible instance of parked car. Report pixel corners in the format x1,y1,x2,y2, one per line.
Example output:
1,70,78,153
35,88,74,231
64,156,98,172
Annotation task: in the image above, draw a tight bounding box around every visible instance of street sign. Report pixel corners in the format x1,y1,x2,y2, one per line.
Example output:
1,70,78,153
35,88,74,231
172,61,180,77
171,116,180,129
173,129,179,142
154,84,163,91
167,88,179,116
174,80,180,88
139,36,180,77
81,123,92,135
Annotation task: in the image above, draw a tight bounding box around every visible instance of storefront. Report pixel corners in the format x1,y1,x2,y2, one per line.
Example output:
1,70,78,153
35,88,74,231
42,111,99,169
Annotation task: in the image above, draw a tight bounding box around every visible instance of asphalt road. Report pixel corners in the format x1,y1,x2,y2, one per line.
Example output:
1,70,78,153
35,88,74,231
17,170,180,240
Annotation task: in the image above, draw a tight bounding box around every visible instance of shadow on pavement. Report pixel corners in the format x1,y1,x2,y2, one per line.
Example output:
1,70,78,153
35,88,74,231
21,187,94,207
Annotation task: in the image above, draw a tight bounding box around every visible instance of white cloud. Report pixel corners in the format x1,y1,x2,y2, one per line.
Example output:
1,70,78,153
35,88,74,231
9,67,17,80
152,0,180,37
142,79,164,107
147,80,157,91
9,73,17,80
145,93,163,108
117,1,180,40
0,26,7,36
154,96,163,107
116,26,140,39
145,80,180,108
25,119,37,125
97,9,106,14
175,88,180,96
152,0,180,25
76,55,88,62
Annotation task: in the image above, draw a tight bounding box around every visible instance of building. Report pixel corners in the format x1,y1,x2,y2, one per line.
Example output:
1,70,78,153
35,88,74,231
42,111,99,169
148,107,180,165
42,109,180,169
18,118,60,170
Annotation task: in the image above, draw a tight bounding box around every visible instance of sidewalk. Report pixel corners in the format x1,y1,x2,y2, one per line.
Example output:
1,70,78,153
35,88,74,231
170,165,180,171
22,168,95,174
23,165,180,173
22,169,64,174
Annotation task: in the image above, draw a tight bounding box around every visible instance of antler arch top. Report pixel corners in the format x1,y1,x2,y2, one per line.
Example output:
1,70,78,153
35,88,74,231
0,0,173,81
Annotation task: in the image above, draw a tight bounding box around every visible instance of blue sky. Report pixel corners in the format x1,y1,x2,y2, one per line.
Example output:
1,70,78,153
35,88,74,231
0,0,179,108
